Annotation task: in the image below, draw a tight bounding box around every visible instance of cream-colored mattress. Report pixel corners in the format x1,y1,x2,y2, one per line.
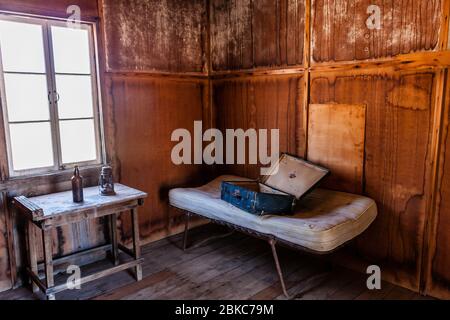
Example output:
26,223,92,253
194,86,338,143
169,175,377,253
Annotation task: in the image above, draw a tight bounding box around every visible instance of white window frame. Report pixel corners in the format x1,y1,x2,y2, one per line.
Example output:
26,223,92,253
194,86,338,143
0,12,105,177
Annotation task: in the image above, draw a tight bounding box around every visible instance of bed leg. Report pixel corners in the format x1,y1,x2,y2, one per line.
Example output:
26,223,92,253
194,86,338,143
269,239,289,298
182,212,191,251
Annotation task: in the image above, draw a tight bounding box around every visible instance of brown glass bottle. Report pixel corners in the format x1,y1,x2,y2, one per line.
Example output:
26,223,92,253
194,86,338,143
72,166,84,203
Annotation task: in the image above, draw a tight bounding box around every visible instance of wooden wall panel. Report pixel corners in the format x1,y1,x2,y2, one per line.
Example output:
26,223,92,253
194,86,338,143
312,0,442,63
310,71,435,290
210,0,305,71
0,0,99,20
110,76,209,243
213,76,302,178
307,103,366,194
425,71,450,299
101,0,207,73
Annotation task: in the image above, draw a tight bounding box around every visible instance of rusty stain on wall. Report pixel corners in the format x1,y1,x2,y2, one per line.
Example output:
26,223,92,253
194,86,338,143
312,0,442,62
387,83,430,111
103,0,207,73
210,0,305,71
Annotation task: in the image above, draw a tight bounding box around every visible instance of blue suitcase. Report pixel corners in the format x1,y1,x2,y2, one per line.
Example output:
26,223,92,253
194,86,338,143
220,154,330,216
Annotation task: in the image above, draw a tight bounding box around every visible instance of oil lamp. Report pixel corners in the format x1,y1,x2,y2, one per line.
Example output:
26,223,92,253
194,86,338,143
99,165,115,196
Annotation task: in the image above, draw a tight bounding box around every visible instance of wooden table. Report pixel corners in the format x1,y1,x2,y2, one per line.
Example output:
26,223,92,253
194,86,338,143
13,183,147,300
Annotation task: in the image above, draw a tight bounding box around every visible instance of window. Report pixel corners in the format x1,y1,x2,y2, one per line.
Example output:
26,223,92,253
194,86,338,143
0,13,103,177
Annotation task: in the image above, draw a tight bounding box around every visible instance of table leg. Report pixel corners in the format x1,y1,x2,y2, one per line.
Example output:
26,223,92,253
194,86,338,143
131,208,142,281
109,214,119,266
42,228,55,300
27,220,39,293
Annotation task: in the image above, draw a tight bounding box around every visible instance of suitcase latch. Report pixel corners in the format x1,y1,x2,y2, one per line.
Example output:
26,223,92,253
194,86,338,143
232,190,242,200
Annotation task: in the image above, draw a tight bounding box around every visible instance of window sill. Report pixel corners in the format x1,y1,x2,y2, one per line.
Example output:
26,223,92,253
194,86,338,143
0,164,105,193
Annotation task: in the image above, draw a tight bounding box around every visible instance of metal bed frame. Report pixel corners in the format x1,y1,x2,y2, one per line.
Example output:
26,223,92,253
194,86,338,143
174,207,346,298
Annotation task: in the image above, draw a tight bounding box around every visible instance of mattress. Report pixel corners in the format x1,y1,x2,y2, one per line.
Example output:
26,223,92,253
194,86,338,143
169,175,377,253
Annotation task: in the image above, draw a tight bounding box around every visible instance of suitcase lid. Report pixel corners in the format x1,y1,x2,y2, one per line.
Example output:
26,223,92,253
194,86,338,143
261,154,330,200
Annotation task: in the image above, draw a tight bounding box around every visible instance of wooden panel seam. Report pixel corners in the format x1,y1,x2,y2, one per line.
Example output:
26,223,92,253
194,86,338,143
210,51,450,80
301,0,311,158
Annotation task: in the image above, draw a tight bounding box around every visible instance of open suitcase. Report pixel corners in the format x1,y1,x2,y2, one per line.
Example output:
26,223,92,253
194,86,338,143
220,154,330,216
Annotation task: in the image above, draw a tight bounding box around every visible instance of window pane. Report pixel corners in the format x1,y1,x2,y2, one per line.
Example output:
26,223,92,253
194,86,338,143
56,75,94,119
51,26,91,74
9,122,54,170
4,73,50,122
0,20,46,73
60,119,97,164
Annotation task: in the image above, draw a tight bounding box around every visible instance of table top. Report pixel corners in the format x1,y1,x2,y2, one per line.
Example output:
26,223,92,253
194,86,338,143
14,183,147,221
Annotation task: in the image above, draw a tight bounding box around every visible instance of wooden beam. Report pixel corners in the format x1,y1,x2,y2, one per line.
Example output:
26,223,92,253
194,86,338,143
300,0,311,158
42,229,54,288
209,51,450,82
109,214,119,266
105,70,209,81
310,51,450,74
117,243,134,258
210,66,306,80
27,221,39,293
40,202,139,228
26,267,47,293
421,69,450,295
131,208,142,281
37,244,111,271
310,64,442,80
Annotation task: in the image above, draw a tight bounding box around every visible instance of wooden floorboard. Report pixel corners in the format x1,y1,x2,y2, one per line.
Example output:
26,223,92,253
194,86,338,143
0,224,430,300
118,236,264,300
